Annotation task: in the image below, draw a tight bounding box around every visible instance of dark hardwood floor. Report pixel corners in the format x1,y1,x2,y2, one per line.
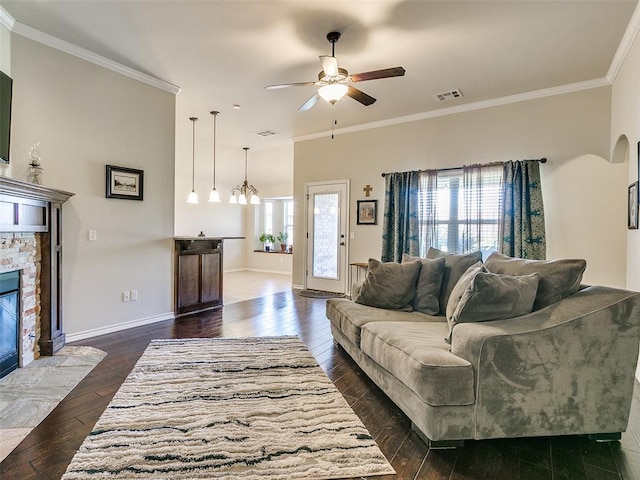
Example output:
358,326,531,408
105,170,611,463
3,289,640,479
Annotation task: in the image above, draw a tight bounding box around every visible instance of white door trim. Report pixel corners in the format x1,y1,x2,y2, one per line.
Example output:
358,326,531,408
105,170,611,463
304,180,350,293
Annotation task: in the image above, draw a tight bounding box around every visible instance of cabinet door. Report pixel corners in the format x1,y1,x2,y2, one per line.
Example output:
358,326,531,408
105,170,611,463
178,254,200,308
201,252,220,303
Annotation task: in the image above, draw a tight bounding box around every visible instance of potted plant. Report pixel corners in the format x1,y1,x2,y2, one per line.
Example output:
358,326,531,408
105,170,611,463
277,231,288,252
259,233,275,251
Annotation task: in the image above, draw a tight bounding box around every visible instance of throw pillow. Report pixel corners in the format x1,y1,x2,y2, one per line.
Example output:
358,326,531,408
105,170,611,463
484,252,586,310
446,270,540,343
402,254,445,315
354,258,422,311
445,261,485,321
426,247,483,315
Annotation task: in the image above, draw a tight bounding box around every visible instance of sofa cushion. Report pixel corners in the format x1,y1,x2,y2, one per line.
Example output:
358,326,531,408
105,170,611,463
360,321,475,406
445,262,485,321
354,258,421,311
426,247,483,315
326,297,442,347
484,252,586,310
446,270,539,342
402,254,445,315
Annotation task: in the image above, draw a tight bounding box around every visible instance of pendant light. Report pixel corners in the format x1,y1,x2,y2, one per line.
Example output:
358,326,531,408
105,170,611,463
208,111,221,203
229,147,260,205
187,116,199,204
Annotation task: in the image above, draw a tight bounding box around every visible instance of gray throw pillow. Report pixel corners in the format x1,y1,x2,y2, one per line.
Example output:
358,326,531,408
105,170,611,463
402,254,445,315
354,258,422,311
426,247,483,315
445,262,485,321
484,252,586,310
446,269,540,343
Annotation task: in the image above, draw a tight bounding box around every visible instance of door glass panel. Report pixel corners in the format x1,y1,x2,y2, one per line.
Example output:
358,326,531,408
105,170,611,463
312,192,339,279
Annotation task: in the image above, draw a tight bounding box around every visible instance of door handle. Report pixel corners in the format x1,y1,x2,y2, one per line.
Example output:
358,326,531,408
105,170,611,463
340,242,345,246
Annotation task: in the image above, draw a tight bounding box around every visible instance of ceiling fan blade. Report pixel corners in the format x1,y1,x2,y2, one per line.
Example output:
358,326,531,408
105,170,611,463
299,92,320,111
349,66,406,83
265,81,317,90
320,55,339,77
347,86,376,106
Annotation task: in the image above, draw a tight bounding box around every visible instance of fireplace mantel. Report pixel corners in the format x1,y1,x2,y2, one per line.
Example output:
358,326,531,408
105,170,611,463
0,176,74,356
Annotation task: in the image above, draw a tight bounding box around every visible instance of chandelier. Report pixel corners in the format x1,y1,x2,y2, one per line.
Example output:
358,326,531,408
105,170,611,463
229,147,260,205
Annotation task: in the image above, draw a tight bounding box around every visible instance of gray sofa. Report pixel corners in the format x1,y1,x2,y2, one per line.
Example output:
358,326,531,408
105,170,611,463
327,250,640,447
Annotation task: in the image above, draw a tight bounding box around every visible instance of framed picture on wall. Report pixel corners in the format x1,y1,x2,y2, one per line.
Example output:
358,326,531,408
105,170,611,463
629,182,638,229
357,199,378,225
106,165,144,201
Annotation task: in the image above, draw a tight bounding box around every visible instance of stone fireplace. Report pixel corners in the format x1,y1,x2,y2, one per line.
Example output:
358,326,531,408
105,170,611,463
0,234,39,371
0,177,73,377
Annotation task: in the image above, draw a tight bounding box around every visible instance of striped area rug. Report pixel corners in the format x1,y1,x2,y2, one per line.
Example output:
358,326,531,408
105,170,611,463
62,336,395,479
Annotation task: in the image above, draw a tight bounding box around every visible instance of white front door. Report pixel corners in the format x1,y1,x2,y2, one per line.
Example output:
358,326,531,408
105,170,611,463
305,181,349,293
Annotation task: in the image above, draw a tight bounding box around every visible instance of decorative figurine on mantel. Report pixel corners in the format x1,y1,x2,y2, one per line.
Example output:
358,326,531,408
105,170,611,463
27,141,43,184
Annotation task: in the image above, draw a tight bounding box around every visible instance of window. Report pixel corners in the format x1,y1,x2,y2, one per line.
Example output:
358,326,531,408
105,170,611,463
256,197,293,248
418,165,503,260
263,200,274,235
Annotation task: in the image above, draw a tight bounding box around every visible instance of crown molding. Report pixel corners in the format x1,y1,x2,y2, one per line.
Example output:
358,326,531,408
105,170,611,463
294,78,610,142
0,5,180,95
607,1,640,83
0,6,14,31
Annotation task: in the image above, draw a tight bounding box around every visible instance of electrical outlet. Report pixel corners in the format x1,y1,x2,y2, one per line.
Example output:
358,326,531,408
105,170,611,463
130,290,138,301
122,291,130,302
88,230,97,242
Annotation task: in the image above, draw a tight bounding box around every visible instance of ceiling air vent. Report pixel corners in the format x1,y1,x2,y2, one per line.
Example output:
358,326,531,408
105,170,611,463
256,130,277,137
434,89,463,102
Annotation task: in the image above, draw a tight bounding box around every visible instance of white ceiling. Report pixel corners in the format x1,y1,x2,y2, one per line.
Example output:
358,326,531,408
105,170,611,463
0,0,637,184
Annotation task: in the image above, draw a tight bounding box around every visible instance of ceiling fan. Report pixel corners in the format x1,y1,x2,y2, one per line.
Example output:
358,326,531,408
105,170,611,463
266,31,406,111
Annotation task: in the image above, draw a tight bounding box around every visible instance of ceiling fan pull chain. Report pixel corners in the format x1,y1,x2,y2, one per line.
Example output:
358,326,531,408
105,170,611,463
331,107,336,139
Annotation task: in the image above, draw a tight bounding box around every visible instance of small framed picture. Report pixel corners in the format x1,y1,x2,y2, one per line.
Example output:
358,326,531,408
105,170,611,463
106,165,144,201
357,199,377,225
629,182,638,229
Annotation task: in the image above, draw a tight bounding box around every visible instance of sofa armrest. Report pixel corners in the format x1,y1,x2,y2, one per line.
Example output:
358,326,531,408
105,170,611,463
451,285,640,439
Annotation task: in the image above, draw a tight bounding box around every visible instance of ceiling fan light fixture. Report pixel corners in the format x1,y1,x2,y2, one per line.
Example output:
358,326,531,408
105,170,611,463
318,83,348,104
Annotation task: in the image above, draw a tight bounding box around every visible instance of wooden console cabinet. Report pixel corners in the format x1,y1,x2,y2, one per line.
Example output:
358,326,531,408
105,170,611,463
174,237,224,315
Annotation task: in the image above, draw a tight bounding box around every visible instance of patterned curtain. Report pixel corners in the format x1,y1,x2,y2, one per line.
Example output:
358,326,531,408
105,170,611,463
500,160,546,259
381,171,420,262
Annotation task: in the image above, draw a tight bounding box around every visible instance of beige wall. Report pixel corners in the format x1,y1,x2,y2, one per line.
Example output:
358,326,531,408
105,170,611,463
11,35,176,338
294,87,625,288
611,18,640,380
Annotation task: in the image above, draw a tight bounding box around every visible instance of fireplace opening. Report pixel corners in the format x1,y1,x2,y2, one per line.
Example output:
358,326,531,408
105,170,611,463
0,270,20,379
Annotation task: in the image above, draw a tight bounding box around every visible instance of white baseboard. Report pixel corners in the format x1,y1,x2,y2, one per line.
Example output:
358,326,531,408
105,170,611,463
224,268,292,275
292,284,304,290
244,268,292,275
66,312,175,343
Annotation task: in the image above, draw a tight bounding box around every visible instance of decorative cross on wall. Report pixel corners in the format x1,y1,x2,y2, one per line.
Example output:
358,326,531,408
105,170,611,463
363,185,373,197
